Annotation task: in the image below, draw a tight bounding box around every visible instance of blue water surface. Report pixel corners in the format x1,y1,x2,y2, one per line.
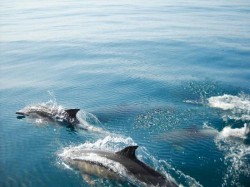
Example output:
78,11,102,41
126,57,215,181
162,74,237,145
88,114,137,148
1,0,250,187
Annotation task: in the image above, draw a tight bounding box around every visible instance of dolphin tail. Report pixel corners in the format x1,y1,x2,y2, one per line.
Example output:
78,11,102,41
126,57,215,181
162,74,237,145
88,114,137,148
65,109,80,119
115,146,139,160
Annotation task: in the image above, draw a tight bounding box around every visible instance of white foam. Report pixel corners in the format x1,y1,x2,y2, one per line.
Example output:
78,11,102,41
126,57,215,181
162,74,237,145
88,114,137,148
208,94,250,121
208,94,250,110
219,123,249,139
67,135,136,152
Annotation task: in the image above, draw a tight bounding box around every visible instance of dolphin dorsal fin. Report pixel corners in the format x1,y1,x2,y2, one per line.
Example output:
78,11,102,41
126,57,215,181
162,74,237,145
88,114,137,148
65,109,80,118
116,146,139,160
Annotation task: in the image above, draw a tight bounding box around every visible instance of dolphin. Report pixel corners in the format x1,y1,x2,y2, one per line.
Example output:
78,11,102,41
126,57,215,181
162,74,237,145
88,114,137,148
61,146,178,187
156,125,219,146
16,105,80,126
16,104,105,132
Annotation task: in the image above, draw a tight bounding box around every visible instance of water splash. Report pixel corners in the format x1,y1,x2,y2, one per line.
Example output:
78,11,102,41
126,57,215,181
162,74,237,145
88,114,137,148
215,124,250,186
76,111,105,133
208,93,250,121
220,123,249,139
208,94,250,186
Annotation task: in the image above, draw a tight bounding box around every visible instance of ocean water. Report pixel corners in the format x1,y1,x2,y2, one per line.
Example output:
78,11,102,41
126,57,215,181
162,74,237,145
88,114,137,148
1,0,250,186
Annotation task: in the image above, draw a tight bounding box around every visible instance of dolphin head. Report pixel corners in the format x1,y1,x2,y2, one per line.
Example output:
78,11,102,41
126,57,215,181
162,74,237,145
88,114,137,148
16,110,27,118
16,109,28,119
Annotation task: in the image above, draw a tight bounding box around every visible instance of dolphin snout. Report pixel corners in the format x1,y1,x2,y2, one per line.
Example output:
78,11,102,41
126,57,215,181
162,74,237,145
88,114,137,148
16,111,25,115
16,111,26,119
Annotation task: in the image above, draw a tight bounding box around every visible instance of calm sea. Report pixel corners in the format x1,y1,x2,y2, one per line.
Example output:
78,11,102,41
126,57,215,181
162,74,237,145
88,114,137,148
1,0,250,186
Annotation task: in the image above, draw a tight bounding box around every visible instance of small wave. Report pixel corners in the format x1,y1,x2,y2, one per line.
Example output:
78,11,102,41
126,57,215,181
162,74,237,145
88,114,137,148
158,160,202,187
207,93,250,121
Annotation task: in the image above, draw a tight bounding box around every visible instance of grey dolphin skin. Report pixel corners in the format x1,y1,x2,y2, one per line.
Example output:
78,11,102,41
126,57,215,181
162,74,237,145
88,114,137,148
64,146,178,187
16,107,80,126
